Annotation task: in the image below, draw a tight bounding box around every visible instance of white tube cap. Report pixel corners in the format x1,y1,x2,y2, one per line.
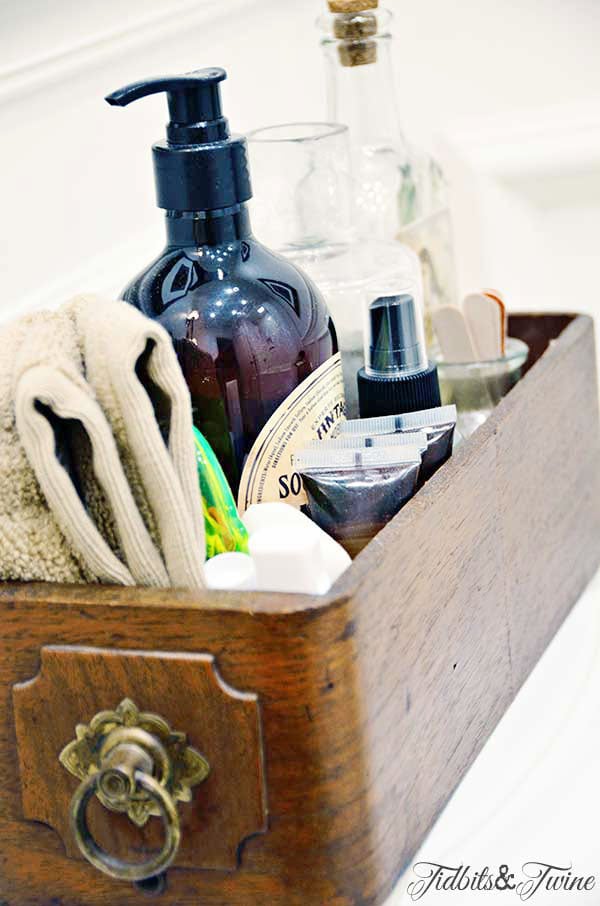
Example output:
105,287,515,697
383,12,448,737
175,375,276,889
243,503,351,587
204,552,257,591
249,525,332,595
243,502,305,533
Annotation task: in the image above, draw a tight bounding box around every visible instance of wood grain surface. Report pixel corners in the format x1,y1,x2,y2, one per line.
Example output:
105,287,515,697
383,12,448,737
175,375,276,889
0,314,598,906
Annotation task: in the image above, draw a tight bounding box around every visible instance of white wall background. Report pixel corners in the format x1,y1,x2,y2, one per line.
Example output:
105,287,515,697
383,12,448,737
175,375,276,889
1,0,599,319
1,2,600,902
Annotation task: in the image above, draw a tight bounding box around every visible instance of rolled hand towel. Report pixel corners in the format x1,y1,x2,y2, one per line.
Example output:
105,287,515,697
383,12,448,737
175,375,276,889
0,312,85,584
66,295,205,589
0,298,205,589
1,309,156,585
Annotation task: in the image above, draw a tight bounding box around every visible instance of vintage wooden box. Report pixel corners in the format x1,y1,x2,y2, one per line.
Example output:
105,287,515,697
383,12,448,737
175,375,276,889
1,313,599,906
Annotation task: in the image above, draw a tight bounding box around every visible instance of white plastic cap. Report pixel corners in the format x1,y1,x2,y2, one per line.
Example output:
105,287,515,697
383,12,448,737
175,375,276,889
243,502,305,534
249,525,332,595
204,552,257,591
243,502,351,588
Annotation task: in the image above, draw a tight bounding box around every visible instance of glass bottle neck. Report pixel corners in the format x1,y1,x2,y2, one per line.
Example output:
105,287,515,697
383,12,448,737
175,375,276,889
321,27,409,159
165,204,252,248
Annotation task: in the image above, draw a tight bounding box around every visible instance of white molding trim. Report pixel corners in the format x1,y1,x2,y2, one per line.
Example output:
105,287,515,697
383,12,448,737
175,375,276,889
0,0,256,104
445,103,600,180
1,228,158,325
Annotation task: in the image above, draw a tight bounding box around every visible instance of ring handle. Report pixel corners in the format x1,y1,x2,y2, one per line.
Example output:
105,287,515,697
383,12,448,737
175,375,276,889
71,767,181,882
59,698,209,884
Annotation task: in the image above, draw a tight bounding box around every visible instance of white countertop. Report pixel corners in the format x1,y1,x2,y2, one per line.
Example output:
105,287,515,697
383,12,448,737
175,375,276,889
387,569,600,905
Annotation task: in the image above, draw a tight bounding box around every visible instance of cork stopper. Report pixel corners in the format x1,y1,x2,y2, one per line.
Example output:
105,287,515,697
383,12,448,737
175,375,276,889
328,0,378,11
338,40,377,67
333,11,377,40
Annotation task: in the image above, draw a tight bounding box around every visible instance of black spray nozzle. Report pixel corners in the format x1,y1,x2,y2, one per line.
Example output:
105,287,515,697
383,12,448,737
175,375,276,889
367,293,428,376
358,292,441,417
106,67,228,144
105,67,252,213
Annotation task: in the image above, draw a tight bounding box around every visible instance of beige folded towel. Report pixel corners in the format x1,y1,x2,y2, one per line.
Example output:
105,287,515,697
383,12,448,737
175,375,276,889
0,313,95,585
0,296,205,589
67,295,205,589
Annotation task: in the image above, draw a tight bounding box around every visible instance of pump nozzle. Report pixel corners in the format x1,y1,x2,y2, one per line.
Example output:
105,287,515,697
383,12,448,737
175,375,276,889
105,67,252,212
106,68,228,144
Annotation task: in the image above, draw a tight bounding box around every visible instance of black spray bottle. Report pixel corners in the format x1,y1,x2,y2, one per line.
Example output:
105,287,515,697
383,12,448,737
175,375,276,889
106,69,339,497
357,292,441,417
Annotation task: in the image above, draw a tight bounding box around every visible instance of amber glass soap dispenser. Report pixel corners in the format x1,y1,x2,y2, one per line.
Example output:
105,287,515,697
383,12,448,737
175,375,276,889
106,69,339,498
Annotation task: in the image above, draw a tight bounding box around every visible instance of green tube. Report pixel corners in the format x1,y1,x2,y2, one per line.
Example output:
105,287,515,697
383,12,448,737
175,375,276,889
193,427,249,559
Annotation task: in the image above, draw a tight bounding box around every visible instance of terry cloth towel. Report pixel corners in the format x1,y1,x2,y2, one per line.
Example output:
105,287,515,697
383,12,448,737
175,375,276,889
66,294,205,589
0,311,110,585
0,297,205,589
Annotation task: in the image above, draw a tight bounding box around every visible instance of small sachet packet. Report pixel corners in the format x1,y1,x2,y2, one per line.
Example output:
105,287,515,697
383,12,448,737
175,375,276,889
340,404,457,482
294,446,422,557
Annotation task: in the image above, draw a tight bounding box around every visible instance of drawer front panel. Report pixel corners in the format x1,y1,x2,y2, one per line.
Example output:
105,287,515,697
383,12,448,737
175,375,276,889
13,645,267,875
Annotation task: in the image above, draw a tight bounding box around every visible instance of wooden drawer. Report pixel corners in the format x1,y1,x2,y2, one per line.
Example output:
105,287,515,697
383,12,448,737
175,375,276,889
1,313,599,905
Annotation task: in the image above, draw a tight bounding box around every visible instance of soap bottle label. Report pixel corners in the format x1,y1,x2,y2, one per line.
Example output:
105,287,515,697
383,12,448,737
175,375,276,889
237,353,345,513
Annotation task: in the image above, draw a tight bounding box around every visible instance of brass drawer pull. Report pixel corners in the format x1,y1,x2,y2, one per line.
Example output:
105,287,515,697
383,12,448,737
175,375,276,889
71,760,180,882
59,698,209,883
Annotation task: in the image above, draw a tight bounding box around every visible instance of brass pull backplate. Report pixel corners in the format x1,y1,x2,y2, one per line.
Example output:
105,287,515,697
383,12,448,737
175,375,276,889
60,698,209,826
59,698,209,882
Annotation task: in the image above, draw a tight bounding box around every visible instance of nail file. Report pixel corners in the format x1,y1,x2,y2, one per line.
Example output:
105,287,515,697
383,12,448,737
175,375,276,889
482,288,507,355
463,293,504,360
432,305,478,363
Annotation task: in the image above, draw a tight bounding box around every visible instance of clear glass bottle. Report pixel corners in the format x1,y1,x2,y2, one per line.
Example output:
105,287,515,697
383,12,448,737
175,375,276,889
247,122,421,417
317,5,458,340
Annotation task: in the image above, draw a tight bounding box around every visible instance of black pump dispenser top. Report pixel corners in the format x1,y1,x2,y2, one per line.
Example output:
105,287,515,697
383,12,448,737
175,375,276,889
105,67,252,213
